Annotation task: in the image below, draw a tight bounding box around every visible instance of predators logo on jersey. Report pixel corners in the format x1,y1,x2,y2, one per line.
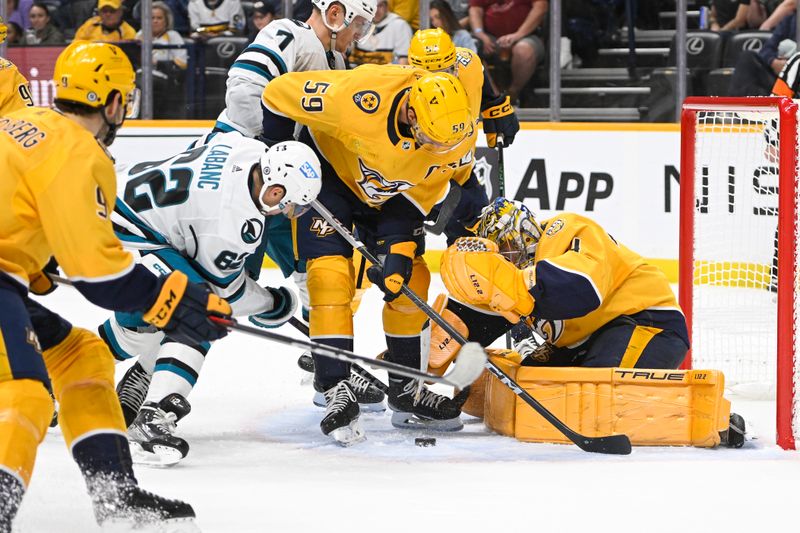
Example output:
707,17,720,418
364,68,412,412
356,158,413,202
310,217,337,237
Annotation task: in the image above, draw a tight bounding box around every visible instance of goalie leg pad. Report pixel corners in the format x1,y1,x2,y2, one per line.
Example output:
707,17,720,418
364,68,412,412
43,328,126,448
484,361,731,447
428,294,468,376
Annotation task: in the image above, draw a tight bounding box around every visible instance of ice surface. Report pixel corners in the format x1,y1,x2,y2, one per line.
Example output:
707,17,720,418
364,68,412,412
13,273,800,533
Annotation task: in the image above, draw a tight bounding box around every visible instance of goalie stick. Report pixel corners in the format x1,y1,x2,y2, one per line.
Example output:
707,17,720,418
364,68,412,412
496,135,513,352
309,199,633,455
289,317,389,394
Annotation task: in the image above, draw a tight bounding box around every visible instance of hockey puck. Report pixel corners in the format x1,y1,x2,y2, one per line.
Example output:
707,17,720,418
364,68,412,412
415,437,436,447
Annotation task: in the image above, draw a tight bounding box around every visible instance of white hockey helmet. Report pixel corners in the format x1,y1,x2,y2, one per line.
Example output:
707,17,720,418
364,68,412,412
259,141,322,218
312,0,377,43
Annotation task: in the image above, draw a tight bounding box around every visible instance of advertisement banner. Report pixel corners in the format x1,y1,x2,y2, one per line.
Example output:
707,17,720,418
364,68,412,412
110,122,686,267
7,46,64,108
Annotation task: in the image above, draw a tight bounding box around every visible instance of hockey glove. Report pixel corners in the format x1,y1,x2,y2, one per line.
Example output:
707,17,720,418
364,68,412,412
440,237,534,323
481,94,519,148
248,286,299,329
29,257,60,296
366,241,416,302
142,271,232,345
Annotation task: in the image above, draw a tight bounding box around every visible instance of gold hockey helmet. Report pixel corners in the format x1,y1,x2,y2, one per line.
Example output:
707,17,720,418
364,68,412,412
54,41,139,117
408,28,457,75
408,71,472,154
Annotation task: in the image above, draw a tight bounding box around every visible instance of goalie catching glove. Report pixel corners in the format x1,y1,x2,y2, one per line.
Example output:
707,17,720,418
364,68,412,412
481,94,519,148
249,286,298,328
366,241,416,302
142,271,232,344
440,237,535,323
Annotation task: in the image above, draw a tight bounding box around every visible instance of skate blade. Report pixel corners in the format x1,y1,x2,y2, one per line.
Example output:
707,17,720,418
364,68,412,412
130,442,184,468
101,517,200,533
329,420,366,447
390,412,464,432
299,370,314,386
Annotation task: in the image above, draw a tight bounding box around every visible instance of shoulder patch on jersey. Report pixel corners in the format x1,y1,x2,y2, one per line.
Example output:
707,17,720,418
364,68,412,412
546,219,565,237
353,90,380,114
241,218,264,244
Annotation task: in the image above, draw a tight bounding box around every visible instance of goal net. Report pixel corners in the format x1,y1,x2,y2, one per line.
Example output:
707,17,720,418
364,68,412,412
679,96,800,450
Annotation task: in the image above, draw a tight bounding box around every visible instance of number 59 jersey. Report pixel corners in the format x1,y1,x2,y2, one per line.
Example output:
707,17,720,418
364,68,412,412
112,132,270,315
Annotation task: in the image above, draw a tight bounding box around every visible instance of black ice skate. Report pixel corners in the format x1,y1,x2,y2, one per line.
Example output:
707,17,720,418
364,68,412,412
128,393,191,467
388,377,466,432
320,380,365,446
313,371,386,412
87,473,198,532
117,361,153,428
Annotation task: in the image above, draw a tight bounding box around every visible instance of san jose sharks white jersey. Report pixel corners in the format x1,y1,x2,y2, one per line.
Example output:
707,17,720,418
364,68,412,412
215,18,347,137
111,132,273,316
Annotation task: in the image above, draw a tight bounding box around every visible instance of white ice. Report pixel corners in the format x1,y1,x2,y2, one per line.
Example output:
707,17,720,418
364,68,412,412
13,272,800,533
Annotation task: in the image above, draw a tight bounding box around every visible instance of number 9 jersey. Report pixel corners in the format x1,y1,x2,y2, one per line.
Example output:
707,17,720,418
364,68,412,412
0,58,34,115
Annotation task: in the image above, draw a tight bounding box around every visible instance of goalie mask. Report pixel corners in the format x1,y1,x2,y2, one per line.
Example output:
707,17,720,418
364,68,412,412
259,141,322,218
473,197,542,268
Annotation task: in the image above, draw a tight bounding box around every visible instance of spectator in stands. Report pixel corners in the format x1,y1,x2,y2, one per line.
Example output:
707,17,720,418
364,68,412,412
75,0,137,41
449,0,471,27
62,1,97,36
9,0,33,30
289,0,313,21
729,10,796,95
136,1,187,68
23,3,65,45
188,0,245,38
247,0,276,40
429,0,475,52
3,21,23,45
756,0,795,30
160,0,191,35
389,0,418,31
710,0,751,31
349,0,412,66
469,0,548,105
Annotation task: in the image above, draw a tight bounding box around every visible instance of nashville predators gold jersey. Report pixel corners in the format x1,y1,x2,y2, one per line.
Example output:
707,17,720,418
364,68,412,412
0,107,134,288
0,58,34,115
261,64,476,214
528,213,682,348
455,47,483,127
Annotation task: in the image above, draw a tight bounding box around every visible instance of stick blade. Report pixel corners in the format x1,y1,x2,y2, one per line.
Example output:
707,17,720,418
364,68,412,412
574,434,632,455
444,342,488,389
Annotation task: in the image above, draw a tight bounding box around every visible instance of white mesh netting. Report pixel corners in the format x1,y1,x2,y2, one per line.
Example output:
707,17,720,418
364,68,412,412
687,102,800,445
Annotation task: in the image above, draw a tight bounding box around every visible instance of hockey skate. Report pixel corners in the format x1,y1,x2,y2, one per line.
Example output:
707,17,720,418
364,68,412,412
297,351,315,385
320,380,365,446
313,371,386,412
128,394,191,467
117,361,153,428
87,473,199,533
388,377,466,432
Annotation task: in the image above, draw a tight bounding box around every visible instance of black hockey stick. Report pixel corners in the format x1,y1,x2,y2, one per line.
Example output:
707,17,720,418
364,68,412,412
496,135,513,352
310,199,632,455
288,317,389,394
212,317,486,390
424,185,462,235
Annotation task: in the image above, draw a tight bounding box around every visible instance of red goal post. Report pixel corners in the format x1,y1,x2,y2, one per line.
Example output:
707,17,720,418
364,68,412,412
679,96,799,450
